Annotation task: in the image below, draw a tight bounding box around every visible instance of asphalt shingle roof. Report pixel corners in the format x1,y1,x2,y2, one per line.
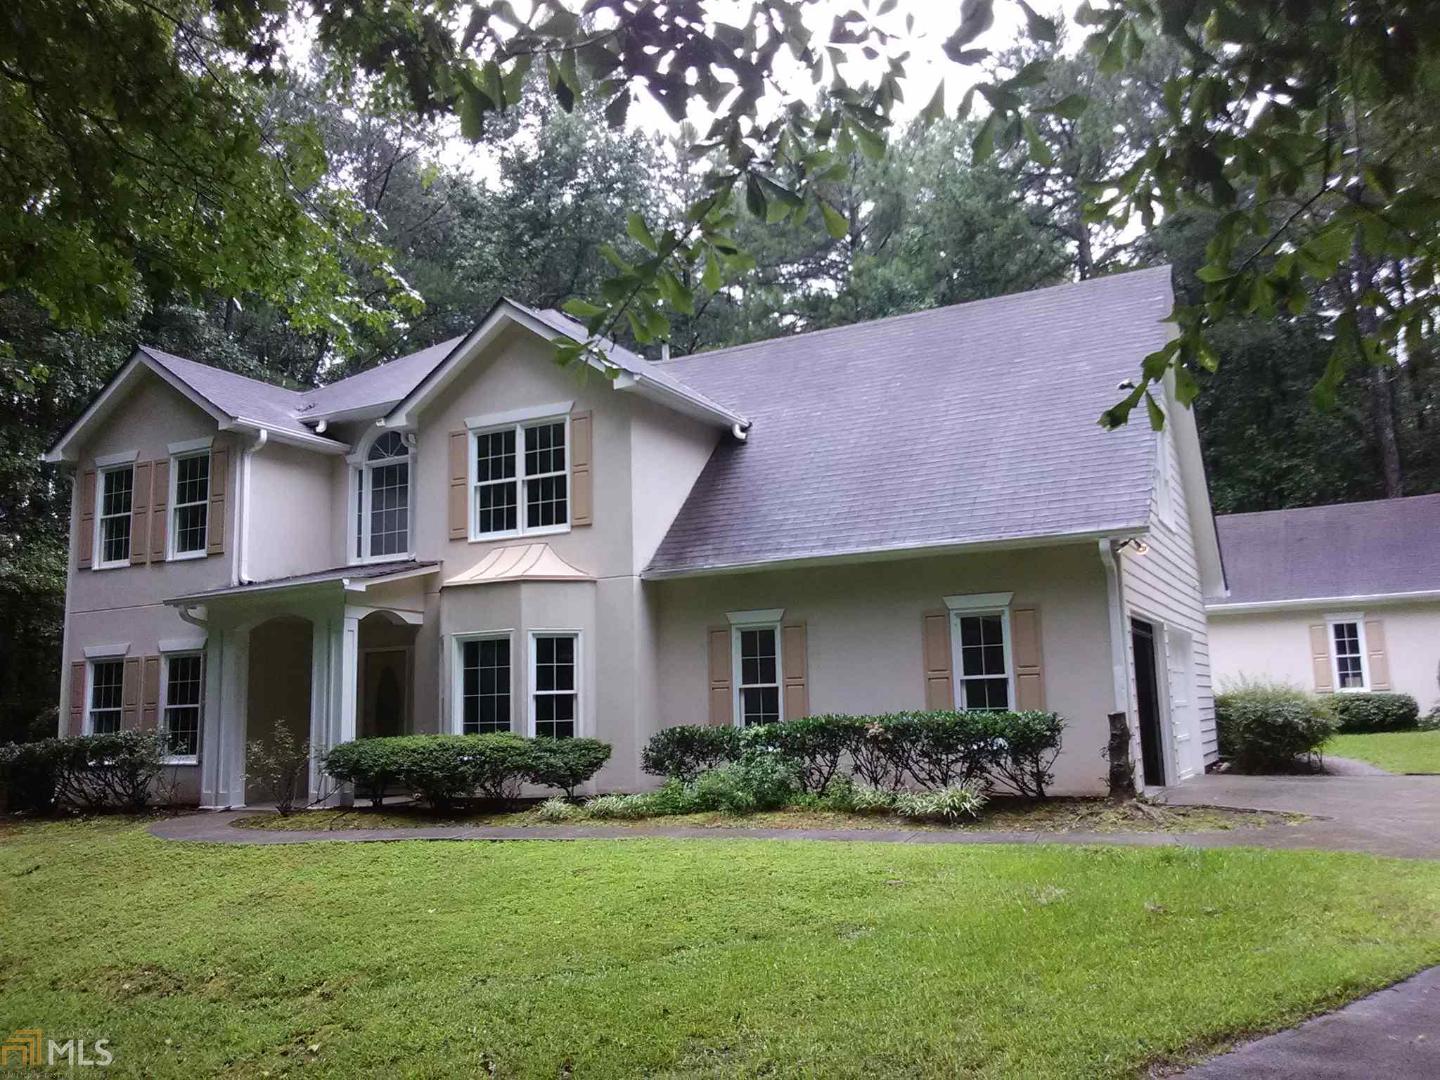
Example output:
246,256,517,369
646,267,1174,575
1213,494,1440,606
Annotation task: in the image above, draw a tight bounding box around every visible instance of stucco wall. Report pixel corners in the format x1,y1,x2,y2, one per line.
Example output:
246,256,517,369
1209,602,1440,712
651,544,1119,796
245,441,336,580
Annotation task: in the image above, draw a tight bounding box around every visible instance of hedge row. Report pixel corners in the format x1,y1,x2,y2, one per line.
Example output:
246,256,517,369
1215,684,1336,772
641,710,1066,799
323,734,611,809
1329,692,1420,733
0,731,171,813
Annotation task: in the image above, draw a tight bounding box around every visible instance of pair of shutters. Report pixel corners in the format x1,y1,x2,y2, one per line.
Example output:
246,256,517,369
75,450,227,568
1309,619,1391,692
447,411,593,540
922,607,1046,711
66,655,163,736
707,623,809,726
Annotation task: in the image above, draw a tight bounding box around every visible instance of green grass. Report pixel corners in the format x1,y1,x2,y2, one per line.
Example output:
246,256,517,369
4,819,1440,1078
1328,730,1440,774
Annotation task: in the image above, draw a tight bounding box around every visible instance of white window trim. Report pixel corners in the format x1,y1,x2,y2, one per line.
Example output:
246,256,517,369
160,651,204,765
350,430,416,565
167,448,211,561
948,603,1016,711
465,401,573,431
83,642,130,659
93,462,135,571
468,415,572,542
730,618,784,728
94,449,139,468
167,436,213,455
528,629,581,738
451,631,515,735
84,657,125,736
1325,612,1370,692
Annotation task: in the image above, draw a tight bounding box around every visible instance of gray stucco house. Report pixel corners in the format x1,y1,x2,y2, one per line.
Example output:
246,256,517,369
44,266,1225,805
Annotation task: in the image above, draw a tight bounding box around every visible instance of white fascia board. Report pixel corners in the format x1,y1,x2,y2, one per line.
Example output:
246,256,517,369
1207,589,1440,615
220,417,351,455
611,371,748,430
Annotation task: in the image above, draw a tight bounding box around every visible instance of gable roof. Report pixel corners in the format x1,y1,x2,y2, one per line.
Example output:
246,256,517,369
45,300,739,464
1210,494,1440,610
646,267,1175,576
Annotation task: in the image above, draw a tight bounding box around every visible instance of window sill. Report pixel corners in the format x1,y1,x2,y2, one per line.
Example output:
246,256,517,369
468,524,571,544
168,550,208,563
162,757,199,767
350,553,417,567
91,560,130,572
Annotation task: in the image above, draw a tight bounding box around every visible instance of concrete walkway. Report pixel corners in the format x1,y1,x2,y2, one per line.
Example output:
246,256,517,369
1177,966,1440,1078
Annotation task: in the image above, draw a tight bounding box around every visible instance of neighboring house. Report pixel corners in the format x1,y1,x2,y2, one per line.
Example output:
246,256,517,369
44,267,1226,806
1209,495,1440,712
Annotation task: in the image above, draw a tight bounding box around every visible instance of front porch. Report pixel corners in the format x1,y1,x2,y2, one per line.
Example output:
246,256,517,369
167,561,438,808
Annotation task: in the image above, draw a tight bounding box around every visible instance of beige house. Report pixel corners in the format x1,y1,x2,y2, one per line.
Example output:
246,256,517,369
45,268,1225,806
1209,495,1440,712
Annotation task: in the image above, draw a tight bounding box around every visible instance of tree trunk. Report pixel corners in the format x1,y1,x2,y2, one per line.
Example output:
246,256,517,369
1370,364,1404,497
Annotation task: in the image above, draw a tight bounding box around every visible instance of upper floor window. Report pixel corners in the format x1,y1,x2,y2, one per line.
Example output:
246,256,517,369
87,658,125,733
472,418,568,539
356,431,411,561
171,451,210,558
96,465,134,568
1329,618,1369,690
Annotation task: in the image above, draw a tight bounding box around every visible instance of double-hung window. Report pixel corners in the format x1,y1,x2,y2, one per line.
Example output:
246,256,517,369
170,451,210,558
734,623,782,727
162,653,204,758
96,465,134,568
472,418,568,538
531,633,578,738
87,658,125,734
947,594,1015,711
457,635,511,734
1329,618,1369,690
355,431,411,560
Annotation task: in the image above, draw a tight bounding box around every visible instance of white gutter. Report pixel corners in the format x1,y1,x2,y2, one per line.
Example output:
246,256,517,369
1098,539,1132,721
234,429,268,585
1208,588,1440,615
176,603,208,629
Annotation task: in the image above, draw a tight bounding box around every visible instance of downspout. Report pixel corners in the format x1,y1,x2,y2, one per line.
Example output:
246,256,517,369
1098,539,1131,722
176,603,208,630
233,429,268,585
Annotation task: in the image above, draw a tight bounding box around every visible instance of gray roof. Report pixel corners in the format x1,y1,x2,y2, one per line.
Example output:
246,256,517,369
167,560,440,604
140,346,313,438
1213,494,1440,606
646,267,1173,575
304,337,465,419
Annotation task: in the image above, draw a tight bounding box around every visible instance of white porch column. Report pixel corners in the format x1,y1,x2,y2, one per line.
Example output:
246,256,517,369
310,610,359,807
200,626,249,808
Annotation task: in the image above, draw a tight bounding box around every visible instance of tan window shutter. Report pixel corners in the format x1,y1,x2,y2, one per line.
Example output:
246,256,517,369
922,610,954,710
142,656,162,728
149,458,170,561
69,660,87,734
448,430,469,540
708,626,733,726
1365,619,1392,691
77,468,97,569
570,410,593,527
129,460,152,565
206,448,228,555
1012,607,1045,710
122,656,141,730
782,622,809,719
1309,624,1334,693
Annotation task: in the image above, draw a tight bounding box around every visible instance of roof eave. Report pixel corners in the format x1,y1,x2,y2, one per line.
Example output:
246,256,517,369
642,525,1146,581
612,371,748,429
1207,588,1440,615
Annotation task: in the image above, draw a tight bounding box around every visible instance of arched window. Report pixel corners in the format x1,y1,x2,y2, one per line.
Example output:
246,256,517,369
356,431,411,560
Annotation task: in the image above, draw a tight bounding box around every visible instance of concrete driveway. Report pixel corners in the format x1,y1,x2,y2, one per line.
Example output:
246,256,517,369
1159,771,1440,860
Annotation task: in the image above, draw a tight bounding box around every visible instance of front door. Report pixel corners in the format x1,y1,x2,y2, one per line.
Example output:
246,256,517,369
1131,618,1167,787
360,648,408,739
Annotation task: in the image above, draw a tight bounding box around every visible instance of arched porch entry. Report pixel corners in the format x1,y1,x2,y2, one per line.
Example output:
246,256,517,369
245,615,314,805
358,610,418,739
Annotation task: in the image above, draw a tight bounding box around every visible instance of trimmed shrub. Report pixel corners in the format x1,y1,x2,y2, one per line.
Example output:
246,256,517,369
526,738,612,797
687,753,801,814
1329,692,1421,733
893,784,988,822
322,737,409,807
0,740,62,813
986,711,1066,799
641,725,742,782
1216,684,1337,772
741,715,860,793
1421,705,1440,732
0,732,169,813
386,735,484,809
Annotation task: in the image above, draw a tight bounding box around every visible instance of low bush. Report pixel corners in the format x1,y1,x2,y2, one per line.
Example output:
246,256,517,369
641,725,742,782
526,738,612,798
245,720,311,815
1421,706,1440,732
323,738,410,807
0,732,170,813
741,716,859,793
687,754,801,814
893,784,988,822
1216,684,1337,772
583,792,654,820
1329,693,1421,733
814,777,896,814
535,796,585,822
987,711,1066,799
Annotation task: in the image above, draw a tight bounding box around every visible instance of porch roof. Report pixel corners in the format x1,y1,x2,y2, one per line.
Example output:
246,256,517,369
165,560,440,605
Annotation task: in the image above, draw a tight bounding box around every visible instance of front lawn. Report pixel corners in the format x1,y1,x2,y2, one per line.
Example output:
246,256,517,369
1328,730,1440,774
4,820,1440,1078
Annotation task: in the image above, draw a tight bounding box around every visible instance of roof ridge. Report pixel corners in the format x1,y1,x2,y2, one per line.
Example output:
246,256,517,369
139,345,307,399
1218,492,1440,521
658,264,1174,367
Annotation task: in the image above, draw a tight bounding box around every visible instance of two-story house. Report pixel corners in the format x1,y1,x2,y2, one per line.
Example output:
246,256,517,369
44,267,1226,807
